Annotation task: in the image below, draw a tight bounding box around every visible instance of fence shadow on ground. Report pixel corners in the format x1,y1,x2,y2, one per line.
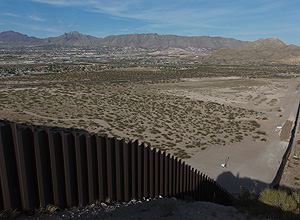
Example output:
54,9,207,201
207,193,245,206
216,171,269,194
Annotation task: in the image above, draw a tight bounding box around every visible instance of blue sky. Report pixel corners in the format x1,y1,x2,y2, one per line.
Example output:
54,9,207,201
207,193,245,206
0,0,299,45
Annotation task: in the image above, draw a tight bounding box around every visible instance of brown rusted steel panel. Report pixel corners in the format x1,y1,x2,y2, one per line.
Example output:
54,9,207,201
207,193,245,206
76,134,89,206
0,180,3,211
204,175,209,201
159,151,165,197
0,124,21,211
143,145,150,198
192,169,196,199
168,155,173,196
74,133,88,206
107,137,116,201
47,129,66,208
33,129,53,208
149,147,155,198
178,161,183,199
115,139,124,202
195,171,199,201
176,159,180,197
186,165,190,196
123,140,131,202
131,140,138,199
97,136,108,202
172,157,176,196
182,162,186,199
189,167,193,197
86,134,99,204
13,126,39,211
154,150,160,198
61,131,78,207
164,153,169,197
137,143,143,199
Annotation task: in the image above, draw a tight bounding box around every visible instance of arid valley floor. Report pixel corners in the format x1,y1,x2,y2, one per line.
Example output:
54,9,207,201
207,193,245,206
1,66,300,194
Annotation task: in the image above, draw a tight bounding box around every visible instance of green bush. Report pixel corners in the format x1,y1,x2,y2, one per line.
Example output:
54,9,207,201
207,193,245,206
250,120,260,128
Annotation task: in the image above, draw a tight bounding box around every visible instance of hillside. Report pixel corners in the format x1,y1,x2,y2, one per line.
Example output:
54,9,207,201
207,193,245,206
0,31,248,49
207,38,300,65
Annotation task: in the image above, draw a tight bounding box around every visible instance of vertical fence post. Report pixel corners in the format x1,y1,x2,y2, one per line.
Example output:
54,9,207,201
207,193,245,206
183,162,187,199
115,139,124,202
12,125,39,211
47,129,66,208
164,153,169,197
195,171,199,201
172,157,176,196
75,134,89,206
123,139,131,202
176,159,180,198
0,124,21,211
192,169,196,199
97,136,108,203
33,129,53,208
159,151,165,197
186,165,190,198
137,143,144,199
107,137,116,202
61,131,78,207
86,134,99,204
189,167,193,198
149,147,155,198
168,154,173,196
179,161,184,199
143,144,149,199
154,149,160,198
131,140,138,200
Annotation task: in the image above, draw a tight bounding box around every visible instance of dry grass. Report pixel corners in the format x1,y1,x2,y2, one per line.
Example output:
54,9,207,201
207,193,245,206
0,76,263,158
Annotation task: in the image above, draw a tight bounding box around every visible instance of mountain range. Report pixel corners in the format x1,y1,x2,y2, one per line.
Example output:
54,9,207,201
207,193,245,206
1,31,300,65
206,38,300,65
0,31,248,49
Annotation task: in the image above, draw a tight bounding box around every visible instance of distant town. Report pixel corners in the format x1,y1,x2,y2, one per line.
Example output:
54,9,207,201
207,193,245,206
0,45,213,76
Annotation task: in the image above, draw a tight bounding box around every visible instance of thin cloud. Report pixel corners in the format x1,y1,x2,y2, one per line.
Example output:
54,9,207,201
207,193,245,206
29,0,300,34
29,15,45,21
3,12,45,22
3,13,21,17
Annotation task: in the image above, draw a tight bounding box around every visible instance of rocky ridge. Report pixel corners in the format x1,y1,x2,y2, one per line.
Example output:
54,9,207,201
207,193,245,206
206,38,300,65
0,31,248,50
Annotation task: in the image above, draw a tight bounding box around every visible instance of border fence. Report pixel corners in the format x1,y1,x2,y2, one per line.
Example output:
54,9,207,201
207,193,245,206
271,102,300,188
0,122,232,212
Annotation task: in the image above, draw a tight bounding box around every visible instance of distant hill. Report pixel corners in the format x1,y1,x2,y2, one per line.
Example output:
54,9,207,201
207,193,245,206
0,31,249,49
206,38,300,65
0,31,43,46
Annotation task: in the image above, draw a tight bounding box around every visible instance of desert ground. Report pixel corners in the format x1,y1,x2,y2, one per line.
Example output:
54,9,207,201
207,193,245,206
1,70,299,193
181,76,300,193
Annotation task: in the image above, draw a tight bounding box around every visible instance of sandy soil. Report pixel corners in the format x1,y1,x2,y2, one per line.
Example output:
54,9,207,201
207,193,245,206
176,76,300,193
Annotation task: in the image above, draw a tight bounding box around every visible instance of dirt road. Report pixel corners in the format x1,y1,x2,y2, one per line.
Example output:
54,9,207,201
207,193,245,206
185,77,300,193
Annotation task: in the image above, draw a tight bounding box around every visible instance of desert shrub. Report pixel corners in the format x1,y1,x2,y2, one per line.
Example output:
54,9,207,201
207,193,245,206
235,187,300,219
256,130,266,135
250,120,260,128
259,188,300,215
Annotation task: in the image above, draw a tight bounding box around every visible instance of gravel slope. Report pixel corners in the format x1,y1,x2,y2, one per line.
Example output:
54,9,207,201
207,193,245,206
16,198,273,220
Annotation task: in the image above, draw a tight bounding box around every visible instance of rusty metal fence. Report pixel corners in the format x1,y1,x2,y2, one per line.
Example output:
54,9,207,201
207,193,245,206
0,122,232,212
271,102,300,188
